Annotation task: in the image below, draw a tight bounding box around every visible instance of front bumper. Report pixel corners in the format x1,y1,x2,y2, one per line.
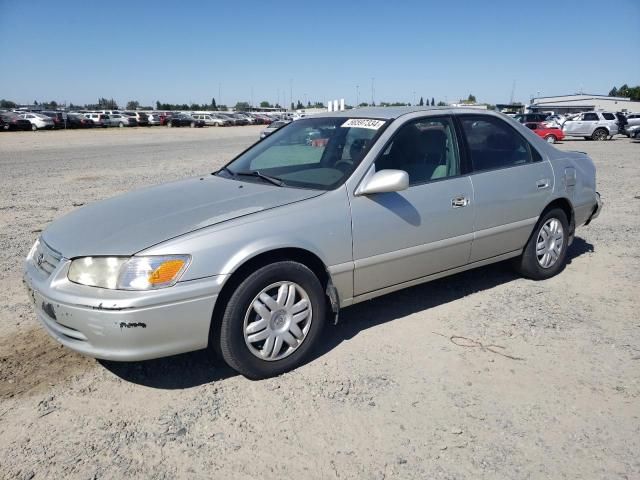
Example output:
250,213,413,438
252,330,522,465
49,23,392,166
23,254,225,361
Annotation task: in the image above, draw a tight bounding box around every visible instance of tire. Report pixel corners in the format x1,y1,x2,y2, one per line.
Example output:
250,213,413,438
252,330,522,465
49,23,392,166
119,122,124,128
544,134,556,144
167,121,173,128
31,124,37,131
190,121,196,128
219,261,326,379
514,208,569,280
591,128,607,141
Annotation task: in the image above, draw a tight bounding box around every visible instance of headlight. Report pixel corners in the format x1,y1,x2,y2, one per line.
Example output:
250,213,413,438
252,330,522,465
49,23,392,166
68,255,190,290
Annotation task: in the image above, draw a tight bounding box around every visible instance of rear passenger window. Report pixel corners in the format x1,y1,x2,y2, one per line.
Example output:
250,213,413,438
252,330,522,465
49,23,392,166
602,113,615,120
583,113,599,121
460,116,537,172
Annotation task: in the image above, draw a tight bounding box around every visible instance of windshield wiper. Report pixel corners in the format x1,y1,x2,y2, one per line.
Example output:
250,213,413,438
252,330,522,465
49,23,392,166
216,166,235,177
235,170,285,187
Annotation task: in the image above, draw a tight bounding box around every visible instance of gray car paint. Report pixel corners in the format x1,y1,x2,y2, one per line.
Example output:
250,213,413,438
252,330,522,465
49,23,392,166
25,106,600,361
42,176,323,258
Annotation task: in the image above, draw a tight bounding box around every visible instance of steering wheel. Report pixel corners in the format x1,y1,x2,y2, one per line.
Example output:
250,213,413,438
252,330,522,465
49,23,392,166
334,159,353,172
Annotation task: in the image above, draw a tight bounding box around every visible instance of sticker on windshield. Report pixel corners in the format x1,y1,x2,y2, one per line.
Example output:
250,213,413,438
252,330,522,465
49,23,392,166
341,118,385,130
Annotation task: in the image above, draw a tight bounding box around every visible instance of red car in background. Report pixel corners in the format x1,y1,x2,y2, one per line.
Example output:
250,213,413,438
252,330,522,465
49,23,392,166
524,122,564,144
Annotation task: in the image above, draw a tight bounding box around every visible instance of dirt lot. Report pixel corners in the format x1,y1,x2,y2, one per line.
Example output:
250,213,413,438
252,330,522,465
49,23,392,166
0,127,638,479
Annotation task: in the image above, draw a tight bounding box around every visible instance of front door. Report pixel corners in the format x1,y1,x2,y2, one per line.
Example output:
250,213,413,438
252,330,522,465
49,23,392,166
350,116,475,296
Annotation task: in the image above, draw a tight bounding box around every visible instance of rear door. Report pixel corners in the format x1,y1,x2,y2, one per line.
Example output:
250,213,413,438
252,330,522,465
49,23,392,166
458,115,553,262
563,113,585,135
581,112,600,135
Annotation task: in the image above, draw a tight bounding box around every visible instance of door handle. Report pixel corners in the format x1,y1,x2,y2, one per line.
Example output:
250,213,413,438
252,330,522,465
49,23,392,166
451,196,469,208
536,179,550,189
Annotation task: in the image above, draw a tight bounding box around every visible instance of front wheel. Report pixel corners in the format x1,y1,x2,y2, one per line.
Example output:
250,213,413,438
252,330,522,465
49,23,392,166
545,134,556,143
119,122,124,128
167,121,173,128
31,124,37,131
190,121,196,128
218,261,326,379
513,208,569,280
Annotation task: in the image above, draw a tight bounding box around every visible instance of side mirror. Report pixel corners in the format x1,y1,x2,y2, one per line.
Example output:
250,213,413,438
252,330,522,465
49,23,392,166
356,169,409,196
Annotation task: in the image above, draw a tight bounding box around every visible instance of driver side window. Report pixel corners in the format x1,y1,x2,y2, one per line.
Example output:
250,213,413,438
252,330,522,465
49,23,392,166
375,117,460,185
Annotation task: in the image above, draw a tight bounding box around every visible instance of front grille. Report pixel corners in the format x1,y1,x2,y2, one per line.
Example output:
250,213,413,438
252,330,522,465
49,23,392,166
33,239,62,276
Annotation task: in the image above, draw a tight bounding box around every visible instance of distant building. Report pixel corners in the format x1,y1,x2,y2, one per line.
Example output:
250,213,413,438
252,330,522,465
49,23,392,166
528,94,640,114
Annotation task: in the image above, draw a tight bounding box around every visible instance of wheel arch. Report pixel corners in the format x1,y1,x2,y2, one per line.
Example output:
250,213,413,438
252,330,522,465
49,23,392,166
209,247,336,349
542,197,575,239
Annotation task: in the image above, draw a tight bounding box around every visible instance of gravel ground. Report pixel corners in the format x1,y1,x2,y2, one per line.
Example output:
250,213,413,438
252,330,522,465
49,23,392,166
0,127,638,479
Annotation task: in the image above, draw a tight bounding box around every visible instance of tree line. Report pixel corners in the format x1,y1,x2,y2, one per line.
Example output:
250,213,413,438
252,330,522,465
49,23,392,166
608,84,640,101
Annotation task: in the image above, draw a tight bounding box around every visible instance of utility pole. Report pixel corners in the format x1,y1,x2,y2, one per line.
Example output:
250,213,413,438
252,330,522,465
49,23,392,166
218,83,221,107
289,78,293,110
251,87,254,108
356,85,359,107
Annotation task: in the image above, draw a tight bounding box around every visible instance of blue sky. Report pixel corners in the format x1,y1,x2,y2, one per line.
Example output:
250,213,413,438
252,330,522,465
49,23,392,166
1,0,639,107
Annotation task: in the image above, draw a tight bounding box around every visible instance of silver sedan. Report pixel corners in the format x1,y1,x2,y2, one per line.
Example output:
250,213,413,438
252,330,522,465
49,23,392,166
24,107,602,379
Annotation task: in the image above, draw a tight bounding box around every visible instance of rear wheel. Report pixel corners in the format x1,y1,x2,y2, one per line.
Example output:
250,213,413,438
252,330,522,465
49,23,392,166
119,122,125,128
218,261,326,379
190,121,196,128
31,124,37,131
591,128,607,141
545,134,556,143
514,208,569,280
167,121,173,128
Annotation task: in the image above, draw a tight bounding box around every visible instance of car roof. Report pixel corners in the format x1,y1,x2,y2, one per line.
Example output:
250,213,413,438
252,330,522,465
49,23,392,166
312,106,498,120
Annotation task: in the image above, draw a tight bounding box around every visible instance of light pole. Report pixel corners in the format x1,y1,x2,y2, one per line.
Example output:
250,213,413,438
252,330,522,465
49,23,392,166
371,77,375,106
356,85,359,107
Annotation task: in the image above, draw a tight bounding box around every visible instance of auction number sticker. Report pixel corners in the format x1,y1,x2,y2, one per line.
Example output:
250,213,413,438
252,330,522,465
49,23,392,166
341,118,386,130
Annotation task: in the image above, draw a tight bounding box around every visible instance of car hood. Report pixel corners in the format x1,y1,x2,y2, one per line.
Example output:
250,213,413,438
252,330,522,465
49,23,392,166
42,175,323,258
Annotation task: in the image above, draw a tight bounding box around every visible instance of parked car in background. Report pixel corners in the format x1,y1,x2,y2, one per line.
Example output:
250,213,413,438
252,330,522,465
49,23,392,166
524,122,565,143
191,114,227,126
562,111,618,140
625,124,640,139
1,112,35,131
214,113,240,125
166,113,204,128
108,114,137,127
40,111,66,129
624,113,640,129
253,113,274,124
147,113,162,126
259,120,289,139
211,114,233,126
123,111,149,126
23,107,602,379
17,112,55,130
66,113,95,128
225,113,249,126
514,113,551,124
83,113,110,128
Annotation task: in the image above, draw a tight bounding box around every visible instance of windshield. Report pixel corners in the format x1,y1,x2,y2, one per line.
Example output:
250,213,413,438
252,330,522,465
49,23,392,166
219,117,387,190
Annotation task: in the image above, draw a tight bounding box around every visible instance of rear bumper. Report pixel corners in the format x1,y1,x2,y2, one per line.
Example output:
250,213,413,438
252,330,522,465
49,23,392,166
23,257,225,361
585,192,602,225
